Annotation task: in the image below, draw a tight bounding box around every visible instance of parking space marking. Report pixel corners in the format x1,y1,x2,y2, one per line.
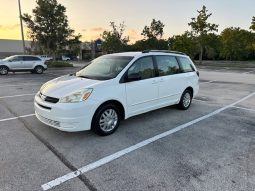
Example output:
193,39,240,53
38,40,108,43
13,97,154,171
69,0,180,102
46,72,61,76
200,80,215,84
193,98,207,102
41,92,255,191
0,83,41,88
231,106,255,113
0,93,35,99
0,114,35,122
243,70,255,74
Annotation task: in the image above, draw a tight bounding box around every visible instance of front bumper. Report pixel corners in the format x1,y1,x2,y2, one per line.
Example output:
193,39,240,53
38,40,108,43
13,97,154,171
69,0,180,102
34,93,97,132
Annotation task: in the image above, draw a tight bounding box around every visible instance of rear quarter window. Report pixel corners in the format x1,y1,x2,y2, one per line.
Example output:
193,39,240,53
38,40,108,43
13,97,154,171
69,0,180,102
178,57,195,72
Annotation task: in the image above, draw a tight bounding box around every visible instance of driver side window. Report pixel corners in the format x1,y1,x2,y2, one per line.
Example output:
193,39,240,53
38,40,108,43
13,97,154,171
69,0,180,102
128,57,155,80
11,56,23,62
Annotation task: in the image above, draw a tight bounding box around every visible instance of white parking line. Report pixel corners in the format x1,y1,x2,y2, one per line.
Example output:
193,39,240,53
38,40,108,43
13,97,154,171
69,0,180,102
0,114,35,122
41,92,255,191
0,93,35,99
193,98,207,102
200,80,215,84
243,70,255,74
231,106,255,113
46,72,60,76
0,83,41,88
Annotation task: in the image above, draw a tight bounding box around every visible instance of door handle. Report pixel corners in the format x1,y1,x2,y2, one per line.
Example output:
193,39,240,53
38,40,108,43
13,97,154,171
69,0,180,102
152,80,158,84
159,78,165,82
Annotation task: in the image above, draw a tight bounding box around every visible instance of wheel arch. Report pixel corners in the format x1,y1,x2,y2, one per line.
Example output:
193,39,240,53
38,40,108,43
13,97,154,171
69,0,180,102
185,86,194,98
0,65,10,70
93,99,126,120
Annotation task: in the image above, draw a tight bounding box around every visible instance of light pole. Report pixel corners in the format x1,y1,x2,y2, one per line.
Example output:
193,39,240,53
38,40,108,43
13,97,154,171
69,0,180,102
18,0,25,53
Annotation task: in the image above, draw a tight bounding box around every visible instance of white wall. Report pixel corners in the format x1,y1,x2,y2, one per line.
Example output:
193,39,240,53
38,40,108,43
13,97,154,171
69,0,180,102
0,39,31,53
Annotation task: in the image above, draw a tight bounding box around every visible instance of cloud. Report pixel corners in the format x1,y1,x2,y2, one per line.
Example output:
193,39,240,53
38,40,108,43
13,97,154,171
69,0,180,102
81,33,101,41
90,27,104,32
0,24,20,30
127,29,141,42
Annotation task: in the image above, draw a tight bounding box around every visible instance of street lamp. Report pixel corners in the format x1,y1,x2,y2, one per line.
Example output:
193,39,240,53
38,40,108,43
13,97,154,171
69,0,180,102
18,0,25,53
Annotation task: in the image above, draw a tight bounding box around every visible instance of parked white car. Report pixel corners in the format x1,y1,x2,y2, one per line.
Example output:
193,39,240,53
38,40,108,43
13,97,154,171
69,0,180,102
34,50,199,136
0,55,47,75
62,55,71,61
38,55,53,61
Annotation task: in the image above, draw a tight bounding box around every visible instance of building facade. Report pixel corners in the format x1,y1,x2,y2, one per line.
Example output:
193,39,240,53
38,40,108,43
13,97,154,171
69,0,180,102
0,39,31,58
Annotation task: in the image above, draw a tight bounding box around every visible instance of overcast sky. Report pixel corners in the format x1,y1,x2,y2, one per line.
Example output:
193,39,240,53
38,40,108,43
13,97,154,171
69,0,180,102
0,0,254,43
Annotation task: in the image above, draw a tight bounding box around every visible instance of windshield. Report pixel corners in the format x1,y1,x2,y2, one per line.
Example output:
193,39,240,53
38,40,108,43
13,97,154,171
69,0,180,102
3,56,15,61
76,55,133,80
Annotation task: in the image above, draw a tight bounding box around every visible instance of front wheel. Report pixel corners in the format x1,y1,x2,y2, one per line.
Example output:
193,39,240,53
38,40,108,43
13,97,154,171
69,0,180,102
178,90,192,110
0,66,9,75
92,104,120,136
34,66,44,74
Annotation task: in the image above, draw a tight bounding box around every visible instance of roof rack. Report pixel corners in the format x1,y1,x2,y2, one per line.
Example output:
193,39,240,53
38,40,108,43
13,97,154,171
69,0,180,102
142,50,187,55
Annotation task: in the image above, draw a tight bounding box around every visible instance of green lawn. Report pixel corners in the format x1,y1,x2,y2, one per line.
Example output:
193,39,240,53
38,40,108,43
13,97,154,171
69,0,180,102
46,61,73,68
195,60,255,68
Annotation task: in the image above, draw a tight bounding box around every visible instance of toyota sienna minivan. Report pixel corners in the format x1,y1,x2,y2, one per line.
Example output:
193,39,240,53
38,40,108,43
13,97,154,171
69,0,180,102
34,50,199,136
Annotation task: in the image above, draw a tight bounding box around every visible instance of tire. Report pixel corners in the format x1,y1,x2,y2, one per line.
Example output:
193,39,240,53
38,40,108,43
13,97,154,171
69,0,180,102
92,104,120,136
178,89,192,110
0,66,9,75
34,66,44,74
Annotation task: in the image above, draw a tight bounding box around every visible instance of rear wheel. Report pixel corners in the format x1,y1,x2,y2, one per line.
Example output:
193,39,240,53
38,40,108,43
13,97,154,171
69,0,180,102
0,66,8,75
34,66,44,74
92,104,120,136
178,89,192,110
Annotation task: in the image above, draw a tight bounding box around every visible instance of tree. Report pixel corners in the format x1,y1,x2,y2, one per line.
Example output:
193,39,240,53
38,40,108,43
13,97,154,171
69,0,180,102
101,22,129,53
203,33,221,60
220,27,254,60
250,16,255,31
141,19,165,40
22,0,81,58
170,31,199,59
130,39,169,51
188,5,218,63
135,19,168,50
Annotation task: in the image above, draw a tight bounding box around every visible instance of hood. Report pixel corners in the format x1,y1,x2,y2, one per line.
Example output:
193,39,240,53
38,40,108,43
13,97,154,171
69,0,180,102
40,75,103,98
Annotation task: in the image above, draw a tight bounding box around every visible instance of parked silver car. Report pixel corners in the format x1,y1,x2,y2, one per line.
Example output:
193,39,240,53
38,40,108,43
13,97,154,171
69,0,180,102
0,55,47,75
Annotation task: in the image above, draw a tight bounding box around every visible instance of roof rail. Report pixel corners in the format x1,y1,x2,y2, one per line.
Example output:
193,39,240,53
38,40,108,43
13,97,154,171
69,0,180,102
142,50,187,55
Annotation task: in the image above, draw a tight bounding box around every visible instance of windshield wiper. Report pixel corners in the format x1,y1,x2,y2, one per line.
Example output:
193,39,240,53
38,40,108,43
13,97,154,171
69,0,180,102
76,75,91,79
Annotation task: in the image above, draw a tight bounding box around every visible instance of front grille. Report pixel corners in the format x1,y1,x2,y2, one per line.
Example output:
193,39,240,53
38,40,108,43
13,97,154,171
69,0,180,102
45,96,59,103
37,113,60,127
39,93,59,103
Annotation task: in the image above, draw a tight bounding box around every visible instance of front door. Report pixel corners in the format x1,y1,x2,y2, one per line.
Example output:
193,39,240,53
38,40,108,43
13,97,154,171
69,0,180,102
125,56,158,117
9,56,23,70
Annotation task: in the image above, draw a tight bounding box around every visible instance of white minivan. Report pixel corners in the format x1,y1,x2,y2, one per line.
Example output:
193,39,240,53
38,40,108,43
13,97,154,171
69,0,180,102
34,51,199,136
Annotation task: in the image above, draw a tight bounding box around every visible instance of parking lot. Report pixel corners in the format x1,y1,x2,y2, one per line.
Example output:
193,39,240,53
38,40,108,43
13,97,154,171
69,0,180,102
0,66,255,191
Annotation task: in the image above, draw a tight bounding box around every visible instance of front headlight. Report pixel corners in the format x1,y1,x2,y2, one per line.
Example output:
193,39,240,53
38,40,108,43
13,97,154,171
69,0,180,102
59,89,93,103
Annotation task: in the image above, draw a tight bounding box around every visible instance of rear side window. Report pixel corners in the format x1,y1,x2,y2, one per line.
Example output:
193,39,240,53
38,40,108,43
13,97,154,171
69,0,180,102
178,57,195,72
23,56,41,61
128,56,155,80
155,56,180,76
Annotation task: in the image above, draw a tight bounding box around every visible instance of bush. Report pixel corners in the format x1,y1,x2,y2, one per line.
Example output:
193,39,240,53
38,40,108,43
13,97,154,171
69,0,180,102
46,61,73,68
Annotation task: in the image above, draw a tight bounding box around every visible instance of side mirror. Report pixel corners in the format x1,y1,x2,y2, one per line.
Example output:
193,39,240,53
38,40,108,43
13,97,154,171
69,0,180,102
8,60,12,62
127,73,141,82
